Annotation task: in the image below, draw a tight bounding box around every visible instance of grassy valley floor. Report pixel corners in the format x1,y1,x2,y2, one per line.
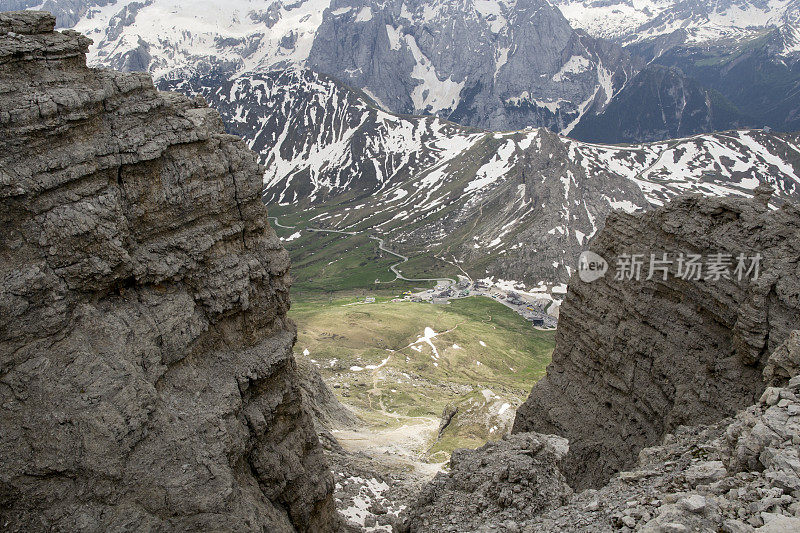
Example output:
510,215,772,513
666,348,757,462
271,209,555,460
291,292,554,460
271,209,556,528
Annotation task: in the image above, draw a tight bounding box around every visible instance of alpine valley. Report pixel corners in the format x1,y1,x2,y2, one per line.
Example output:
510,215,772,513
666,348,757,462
5,7,800,533
10,0,800,294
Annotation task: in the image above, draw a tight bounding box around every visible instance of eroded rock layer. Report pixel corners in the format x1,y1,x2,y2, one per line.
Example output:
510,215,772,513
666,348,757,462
0,11,339,532
513,191,800,489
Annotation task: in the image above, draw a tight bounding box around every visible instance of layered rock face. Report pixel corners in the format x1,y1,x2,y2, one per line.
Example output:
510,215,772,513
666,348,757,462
513,191,800,489
401,195,800,531
0,11,339,532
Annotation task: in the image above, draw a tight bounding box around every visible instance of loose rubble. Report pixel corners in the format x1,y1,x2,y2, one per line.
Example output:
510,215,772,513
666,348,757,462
402,331,800,532
399,433,572,531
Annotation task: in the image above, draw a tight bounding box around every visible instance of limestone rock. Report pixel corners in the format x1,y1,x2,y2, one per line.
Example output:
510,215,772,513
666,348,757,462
294,352,360,449
764,331,800,387
0,11,340,532
723,372,800,493
513,193,800,489
757,515,800,532
506,372,800,532
685,461,728,487
398,433,572,532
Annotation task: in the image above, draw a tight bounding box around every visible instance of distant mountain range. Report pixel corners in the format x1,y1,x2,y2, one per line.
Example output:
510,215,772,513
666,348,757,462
163,68,800,289
554,0,800,51
6,0,800,292
6,0,800,141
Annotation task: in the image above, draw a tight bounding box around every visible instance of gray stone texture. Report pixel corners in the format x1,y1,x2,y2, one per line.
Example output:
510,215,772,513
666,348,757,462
308,0,637,132
513,192,800,489
0,11,341,532
399,433,573,532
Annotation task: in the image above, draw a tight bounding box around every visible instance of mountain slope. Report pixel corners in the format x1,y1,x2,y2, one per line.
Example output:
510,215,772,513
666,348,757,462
165,68,800,292
38,0,331,79
554,0,800,48
12,0,800,138
12,0,638,133
554,0,800,135
652,32,800,132
306,0,638,132
570,64,753,143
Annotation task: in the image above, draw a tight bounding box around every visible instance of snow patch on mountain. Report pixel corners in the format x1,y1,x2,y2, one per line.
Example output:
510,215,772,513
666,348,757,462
155,49,800,285
553,0,800,46
405,33,465,114
552,55,591,82
69,0,332,79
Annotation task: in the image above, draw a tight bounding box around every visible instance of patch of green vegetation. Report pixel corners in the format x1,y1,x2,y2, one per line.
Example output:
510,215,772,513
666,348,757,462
426,434,487,464
270,205,555,460
291,295,554,436
275,229,432,296
266,133,521,290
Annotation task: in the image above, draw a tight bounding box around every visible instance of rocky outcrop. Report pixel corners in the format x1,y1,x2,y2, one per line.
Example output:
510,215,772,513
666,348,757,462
295,353,360,452
764,331,800,387
0,11,339,531
521,364,800,532
401,334,800,532
427,389,520,463
399,433,573,532
513,191,800,489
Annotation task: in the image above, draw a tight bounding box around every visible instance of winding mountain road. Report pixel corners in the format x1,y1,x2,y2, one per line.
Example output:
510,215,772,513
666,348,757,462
269,217,455,287
269,217,297,230
369,236,456,286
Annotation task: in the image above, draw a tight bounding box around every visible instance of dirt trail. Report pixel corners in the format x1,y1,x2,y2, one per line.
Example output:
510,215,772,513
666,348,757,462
337,324,468,479
332,416,443,479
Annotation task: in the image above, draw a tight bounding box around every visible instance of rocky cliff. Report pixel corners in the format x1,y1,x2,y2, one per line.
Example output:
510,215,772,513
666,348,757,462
513,190,800,490
401,193,800,532
307,0,637,132
0,11,340,531
569,64,751,143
